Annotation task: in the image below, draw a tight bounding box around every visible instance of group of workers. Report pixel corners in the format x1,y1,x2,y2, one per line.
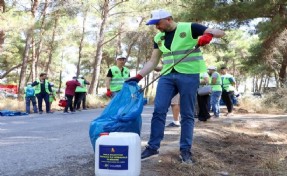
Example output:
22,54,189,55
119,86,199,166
25,8,233,165
24,73,90,114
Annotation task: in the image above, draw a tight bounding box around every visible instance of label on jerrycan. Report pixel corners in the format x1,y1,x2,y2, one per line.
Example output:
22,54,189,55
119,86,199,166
99,145,129,170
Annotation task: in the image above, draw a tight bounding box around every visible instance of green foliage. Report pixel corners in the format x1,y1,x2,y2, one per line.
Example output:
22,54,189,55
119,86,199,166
1,0,286,91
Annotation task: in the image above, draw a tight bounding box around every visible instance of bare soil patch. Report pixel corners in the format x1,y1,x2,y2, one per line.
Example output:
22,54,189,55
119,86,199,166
141,114,287,176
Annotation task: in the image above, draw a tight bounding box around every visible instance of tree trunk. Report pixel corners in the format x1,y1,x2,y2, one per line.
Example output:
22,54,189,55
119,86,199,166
31,36,36,81
35,0,49,77
116,23,122,55
0,0,5,12
258,74,264,92
58,52,64,96
0,0,5,53
274,71,279,88
88,0,109,94
0,30,4,53
76,9,87,77
136,49,140,73
278,51,287,86
18,29,33,96
18,0,39,96
45,16,58,73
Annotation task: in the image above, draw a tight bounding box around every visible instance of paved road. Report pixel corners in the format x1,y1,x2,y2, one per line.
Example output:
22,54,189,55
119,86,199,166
0,105,166,176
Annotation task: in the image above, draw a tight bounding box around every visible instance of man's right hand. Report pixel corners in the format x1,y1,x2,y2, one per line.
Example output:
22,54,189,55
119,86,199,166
125,74,143,83
106,89,112,97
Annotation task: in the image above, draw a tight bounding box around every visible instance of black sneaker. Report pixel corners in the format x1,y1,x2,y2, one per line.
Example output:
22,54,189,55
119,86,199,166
166,122,180,127
180,150,194,164
141,146,159,161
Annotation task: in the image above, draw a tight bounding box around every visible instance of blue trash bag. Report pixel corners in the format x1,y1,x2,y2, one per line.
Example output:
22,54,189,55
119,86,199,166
0,110,28,116
89,82,144,151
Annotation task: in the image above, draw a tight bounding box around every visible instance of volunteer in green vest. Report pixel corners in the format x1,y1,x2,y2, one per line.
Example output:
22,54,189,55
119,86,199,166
125,9,225,163
74,75,90,110
220,66,236,116
197,72,211,122
106,56,130,98
32,73,53,114
208,66,222,118
24,82,38,114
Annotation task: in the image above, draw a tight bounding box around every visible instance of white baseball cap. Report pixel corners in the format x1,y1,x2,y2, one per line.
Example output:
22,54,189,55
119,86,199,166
115,55,127,61
146,9,172,25
207,66,217,70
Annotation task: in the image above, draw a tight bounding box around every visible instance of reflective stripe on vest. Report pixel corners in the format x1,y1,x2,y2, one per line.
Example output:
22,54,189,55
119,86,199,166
34,79,50,94
110,66,130,92
210,72,222,92
154,22,207,75
222,74,235,92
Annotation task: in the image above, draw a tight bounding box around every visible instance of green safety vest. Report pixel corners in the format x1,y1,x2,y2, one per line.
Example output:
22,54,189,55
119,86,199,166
75,78,87,92
154,22,207,75
110,66,130,92
49,88,56,102
222,74,235,92
209,72,222,92
34,79,50,94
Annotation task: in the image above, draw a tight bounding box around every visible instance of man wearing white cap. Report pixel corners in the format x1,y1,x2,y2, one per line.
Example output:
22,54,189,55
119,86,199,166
207,66,222,118
125,9,225,164
106,55,130,98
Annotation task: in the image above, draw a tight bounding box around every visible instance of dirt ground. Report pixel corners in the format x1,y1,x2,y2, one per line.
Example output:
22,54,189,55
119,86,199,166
141,113,287,176
18,112,287,176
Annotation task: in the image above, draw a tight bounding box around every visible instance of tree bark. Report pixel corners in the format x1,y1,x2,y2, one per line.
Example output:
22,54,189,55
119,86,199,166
116,23,123,56
0,0,5,53
76,8,88,77
18,0,39,97
18,29,34,95
278,51,287,86
0,0,5,12
89,0,110,94
35,0,49,78
88,0,128,94
45,16,58,73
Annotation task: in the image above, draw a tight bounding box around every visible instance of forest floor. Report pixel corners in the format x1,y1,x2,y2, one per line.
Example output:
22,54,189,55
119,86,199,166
141,112,287,176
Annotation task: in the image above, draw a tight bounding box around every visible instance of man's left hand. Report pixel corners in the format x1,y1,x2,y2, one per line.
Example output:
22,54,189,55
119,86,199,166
197,33,213,46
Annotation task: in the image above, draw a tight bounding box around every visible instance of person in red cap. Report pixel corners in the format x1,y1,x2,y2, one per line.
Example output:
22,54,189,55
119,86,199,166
106,55,130,98
126,9,225,164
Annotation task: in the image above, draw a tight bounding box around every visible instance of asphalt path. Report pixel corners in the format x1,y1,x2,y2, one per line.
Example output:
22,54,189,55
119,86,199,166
0,105,165,176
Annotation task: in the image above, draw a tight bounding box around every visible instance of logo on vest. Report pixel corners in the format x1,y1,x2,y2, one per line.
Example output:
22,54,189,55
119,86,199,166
124,71,128,74
115,71,119,74
160,36,165,40
179,32,186,38
158,41,162,47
